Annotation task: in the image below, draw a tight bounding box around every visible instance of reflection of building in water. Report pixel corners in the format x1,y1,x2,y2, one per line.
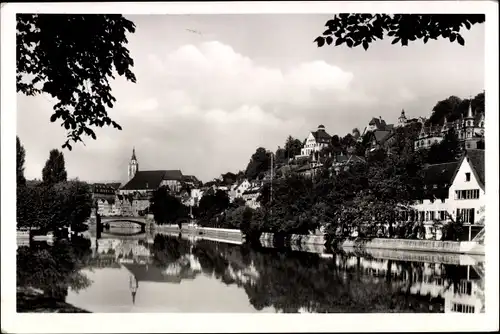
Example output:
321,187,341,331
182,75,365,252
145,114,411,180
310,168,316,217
337,255,484,313
444,279,484,313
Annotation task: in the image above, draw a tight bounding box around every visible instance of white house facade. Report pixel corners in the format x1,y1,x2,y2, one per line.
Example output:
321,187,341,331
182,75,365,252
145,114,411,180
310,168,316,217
411,149,485,240
295,125,332,159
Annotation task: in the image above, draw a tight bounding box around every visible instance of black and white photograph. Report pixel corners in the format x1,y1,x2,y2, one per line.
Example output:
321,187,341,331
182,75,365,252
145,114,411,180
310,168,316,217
1,1,498,333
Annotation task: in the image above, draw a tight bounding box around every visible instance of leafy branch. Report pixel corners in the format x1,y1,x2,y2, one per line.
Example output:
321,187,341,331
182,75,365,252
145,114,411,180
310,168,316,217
314,14,485,50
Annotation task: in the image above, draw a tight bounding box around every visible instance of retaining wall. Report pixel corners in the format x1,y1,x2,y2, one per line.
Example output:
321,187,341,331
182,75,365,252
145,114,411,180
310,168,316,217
341,238,485,255
154,225,243,243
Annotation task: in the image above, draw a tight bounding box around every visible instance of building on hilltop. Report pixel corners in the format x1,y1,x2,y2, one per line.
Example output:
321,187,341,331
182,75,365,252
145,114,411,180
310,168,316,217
415,101,485,151
361,116,394,137
295,125,332,159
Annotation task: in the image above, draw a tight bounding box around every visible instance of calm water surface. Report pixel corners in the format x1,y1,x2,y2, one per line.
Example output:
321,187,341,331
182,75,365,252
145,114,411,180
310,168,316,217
17,228,485,313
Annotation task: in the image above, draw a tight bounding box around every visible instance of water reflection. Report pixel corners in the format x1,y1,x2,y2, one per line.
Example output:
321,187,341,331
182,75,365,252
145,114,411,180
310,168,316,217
17,231,485,313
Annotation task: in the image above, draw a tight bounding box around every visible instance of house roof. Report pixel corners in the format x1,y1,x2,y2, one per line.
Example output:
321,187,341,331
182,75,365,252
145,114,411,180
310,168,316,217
369,117,388,130
92,183,117,194
465,149,485,189
311,129,332,144
422,161,460,186
106,183,122,190
121,170,183,191
373,130,393,144
182,175,199,183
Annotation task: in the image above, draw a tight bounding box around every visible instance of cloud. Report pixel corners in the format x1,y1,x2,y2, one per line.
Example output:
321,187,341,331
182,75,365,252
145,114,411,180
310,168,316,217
17,22,484,184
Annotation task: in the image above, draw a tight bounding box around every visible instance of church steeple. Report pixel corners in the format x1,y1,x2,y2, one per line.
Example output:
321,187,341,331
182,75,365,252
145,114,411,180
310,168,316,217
128,147,139,181
131,147,137,160
466,99,474,119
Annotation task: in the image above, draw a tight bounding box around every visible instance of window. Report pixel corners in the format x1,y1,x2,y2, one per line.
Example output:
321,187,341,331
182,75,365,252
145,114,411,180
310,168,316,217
465,172,471,182
429,211,435,220
457,208,475,224
459,281,473,296
439,211,446,220
451,303,475,313
455,189,480,200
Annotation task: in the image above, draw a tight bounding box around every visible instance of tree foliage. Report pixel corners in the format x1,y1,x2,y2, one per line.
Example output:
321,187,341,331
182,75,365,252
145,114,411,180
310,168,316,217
42,149,68,185
245,147,271,180
17,180,93,232
17,136,27,187
314,14,485,50
17,14,137,150
149,186,188,225
428,92,484,125
197,190,230,226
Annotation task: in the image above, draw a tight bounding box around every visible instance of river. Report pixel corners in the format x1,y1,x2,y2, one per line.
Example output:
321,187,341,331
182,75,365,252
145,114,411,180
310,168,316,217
16,228,485,313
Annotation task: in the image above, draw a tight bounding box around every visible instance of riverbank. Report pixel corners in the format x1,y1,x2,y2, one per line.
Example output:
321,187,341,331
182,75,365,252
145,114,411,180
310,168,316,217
17,287,90,313
154,225,244,243
153,226,484,256
340,238,485,255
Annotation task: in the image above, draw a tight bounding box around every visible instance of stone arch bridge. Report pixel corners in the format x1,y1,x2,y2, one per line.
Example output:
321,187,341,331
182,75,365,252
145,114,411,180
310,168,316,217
99,216,156,233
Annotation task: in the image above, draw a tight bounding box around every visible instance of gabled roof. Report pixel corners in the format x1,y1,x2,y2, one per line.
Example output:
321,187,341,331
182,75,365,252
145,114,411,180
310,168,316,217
311,129,332,144
368,117,388,130
182,175,199,183
422,161,460,186
92,183,117,194
465,149,485,189
367,130,393,144
106,183,122,190
121,170,183,191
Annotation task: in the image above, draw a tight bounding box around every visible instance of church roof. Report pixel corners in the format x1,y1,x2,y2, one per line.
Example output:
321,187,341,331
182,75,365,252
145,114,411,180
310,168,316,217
121,170,183,191
122,263,190,283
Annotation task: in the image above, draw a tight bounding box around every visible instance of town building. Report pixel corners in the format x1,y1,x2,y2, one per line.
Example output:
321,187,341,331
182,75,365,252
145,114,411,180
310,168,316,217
242,186,262,209
415,102,485,151
229,179,251,203
295,125,332,159
361,116,394,137
120,148,186,195
411,149,485,240
91,183,121,217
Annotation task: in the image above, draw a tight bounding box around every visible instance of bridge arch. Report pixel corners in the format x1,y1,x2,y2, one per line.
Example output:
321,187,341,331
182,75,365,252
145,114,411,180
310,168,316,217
100,217,148,232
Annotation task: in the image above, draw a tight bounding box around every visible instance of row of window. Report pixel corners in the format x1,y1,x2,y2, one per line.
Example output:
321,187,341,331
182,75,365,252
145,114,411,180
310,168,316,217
451,303,475,313
455,189,480,200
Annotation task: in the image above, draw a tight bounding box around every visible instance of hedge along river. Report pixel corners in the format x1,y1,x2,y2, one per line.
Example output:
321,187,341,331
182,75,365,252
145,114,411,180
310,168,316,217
16,229,485,313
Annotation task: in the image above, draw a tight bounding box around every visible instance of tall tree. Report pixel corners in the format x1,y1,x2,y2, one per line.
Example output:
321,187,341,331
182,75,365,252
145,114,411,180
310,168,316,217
245,147,271,180
284,136,303,160
149,186,187,225
42,149,68,185
314,14,485,50
17,136,27,187
17,14,137,150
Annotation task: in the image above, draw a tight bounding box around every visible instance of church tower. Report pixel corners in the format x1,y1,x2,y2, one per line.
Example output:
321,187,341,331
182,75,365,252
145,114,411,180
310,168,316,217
128,147,139,181
397,109,407,127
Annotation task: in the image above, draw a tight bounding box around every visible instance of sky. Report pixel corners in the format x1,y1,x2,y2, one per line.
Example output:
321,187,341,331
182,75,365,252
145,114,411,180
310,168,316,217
17,14,485,184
